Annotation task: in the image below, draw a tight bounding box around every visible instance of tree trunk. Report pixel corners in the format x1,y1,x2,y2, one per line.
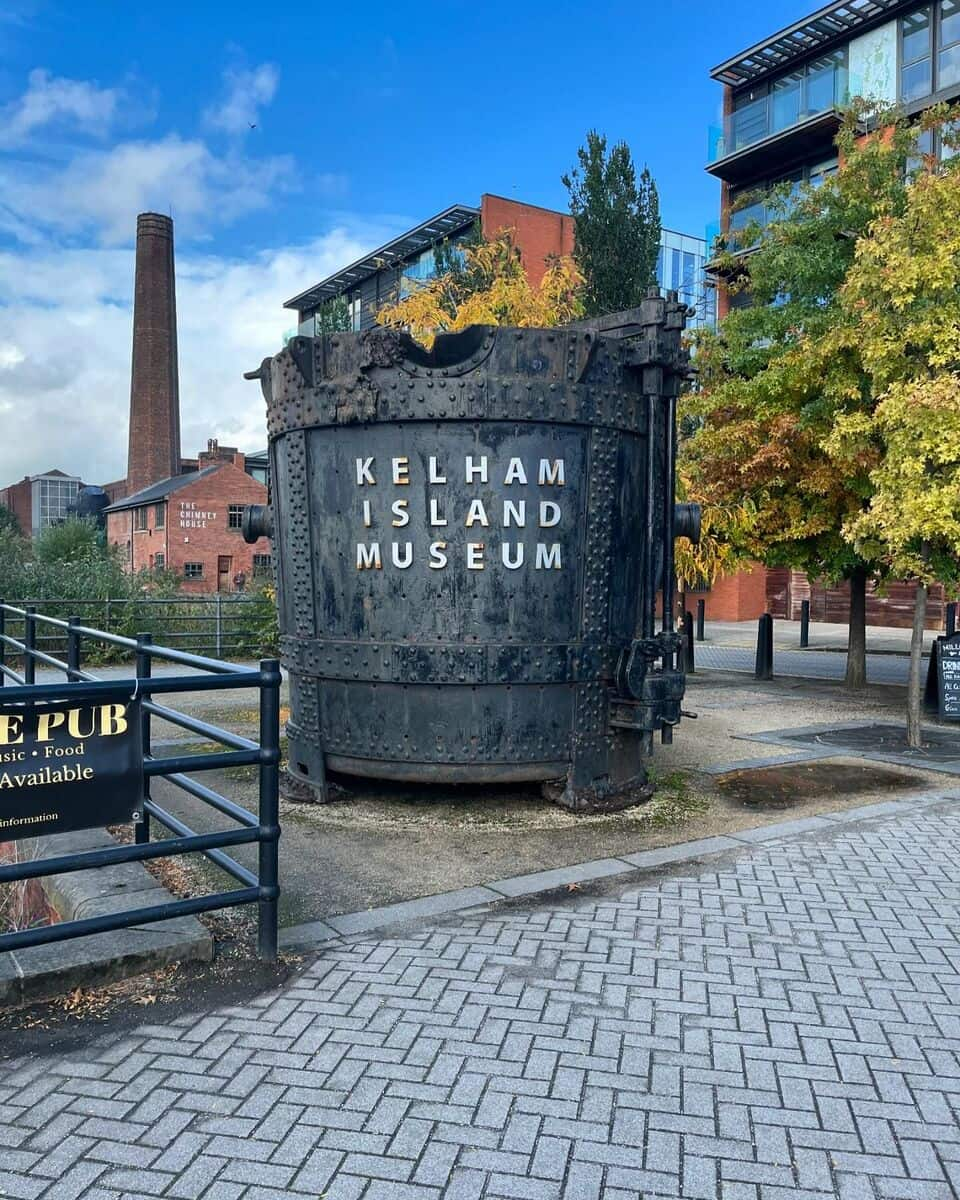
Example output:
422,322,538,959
845,566,868,690
907,579,928,749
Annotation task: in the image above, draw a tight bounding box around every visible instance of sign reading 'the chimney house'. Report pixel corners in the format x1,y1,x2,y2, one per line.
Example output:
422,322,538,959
0,695,143,839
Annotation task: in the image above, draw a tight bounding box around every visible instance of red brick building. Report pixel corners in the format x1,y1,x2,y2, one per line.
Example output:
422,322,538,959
100,213,272,594
104,449,270,593
479,195,576,286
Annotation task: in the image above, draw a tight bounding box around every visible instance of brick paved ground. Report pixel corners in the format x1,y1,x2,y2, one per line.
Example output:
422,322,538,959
2,803,959,1200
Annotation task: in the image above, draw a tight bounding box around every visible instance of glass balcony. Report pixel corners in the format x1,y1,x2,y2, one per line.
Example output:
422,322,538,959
708,58,852,175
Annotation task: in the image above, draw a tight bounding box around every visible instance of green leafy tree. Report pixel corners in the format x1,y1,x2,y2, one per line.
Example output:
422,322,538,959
0,503,22,538
562,130,661,316
681,104,950,690
314,296,350,334
33,517,101,564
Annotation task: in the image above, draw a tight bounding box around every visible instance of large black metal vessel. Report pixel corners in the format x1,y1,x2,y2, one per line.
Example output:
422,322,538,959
244,290,698,809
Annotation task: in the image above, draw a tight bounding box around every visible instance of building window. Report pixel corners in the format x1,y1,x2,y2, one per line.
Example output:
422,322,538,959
252,553,273,578
902,7,934,100
228,504,244,530
36,476,80,531
134,506,149,531
347,296,362,331
940,0,960,88
154,502,165,529
184,562,203,579
727,49,846,154
899,2,960,100
728,157,838,249
153,553,165,570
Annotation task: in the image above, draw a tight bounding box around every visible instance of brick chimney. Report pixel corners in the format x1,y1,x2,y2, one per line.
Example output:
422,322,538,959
126,212,182,494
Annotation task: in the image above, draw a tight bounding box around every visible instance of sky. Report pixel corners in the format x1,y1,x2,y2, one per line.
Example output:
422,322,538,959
0,0,814,486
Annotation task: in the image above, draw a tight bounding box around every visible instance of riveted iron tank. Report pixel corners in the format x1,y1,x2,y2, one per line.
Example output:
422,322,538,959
244,290,698,811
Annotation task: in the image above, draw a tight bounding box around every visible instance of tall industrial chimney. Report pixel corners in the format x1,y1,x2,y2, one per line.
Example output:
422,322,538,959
126,212,182,494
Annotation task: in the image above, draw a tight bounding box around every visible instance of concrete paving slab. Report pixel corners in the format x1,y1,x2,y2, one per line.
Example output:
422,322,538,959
621,835,744,868
279,918,340,949
325,885,503,936
485,857,632,898
729,815,834,842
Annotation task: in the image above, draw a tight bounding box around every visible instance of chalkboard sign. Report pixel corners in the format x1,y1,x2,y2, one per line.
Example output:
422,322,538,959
0,694,143,840
938,635,960,721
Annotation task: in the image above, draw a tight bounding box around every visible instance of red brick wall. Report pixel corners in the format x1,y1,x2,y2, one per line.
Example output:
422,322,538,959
694,562,769,621
480,194,575,286
107,463,269,593
127,213,182,495
0,478,34,536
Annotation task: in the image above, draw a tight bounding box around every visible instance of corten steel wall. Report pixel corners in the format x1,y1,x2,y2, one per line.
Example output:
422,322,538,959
253,297,691,808
107,464,269,592
127,213,182,496
480,195,575,286
765,569,951,630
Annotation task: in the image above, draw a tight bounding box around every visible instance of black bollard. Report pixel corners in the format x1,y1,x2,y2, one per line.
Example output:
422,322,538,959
696,598,705,642
800,599,810,648
947,601,957,638
684,610,695,673
755,613,774,680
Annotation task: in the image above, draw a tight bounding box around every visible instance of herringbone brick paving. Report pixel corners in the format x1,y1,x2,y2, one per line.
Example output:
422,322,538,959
2,804,960,1199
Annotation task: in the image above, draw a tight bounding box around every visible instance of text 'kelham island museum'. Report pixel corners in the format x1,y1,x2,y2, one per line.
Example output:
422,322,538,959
351,451,567,574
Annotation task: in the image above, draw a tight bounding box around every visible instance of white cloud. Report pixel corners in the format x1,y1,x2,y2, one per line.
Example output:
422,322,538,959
0,134,296,244
204,63,278,135
0,68,120,148
0,223,399,486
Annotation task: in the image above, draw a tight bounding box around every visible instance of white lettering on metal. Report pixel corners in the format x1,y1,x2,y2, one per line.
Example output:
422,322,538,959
352,453,567,572
356,542,382,569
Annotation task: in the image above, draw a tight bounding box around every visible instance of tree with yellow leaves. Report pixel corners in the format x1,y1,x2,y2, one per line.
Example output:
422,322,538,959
376,233,584,347
820,147,960,744
681,104,960,693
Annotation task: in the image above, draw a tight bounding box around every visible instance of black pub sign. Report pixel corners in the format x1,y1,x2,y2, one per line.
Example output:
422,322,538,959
0,694,143,839
938,634,960,722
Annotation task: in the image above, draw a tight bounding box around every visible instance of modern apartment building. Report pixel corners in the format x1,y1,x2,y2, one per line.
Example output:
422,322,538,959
708,0,960,319
702,0,960,627
285,195,715,336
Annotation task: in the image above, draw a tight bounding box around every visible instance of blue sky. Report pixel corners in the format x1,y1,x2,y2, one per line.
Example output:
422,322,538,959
0,0,813,483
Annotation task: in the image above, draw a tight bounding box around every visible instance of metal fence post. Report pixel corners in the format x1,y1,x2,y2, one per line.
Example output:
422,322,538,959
24,606,36,685
684,610,695,673
0,601,5,689
134,633,152,845
216,593,223,658
696,598,705,642
800,599,810,649
257,658,281,961
947,601,957,638
67,615,82,680
755,613,774,680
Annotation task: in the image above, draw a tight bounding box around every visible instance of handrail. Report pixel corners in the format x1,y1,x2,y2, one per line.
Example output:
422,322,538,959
0,601,282,961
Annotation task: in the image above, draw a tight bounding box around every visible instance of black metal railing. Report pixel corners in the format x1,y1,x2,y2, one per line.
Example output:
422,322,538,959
0,602,280,959
0,595,275,659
